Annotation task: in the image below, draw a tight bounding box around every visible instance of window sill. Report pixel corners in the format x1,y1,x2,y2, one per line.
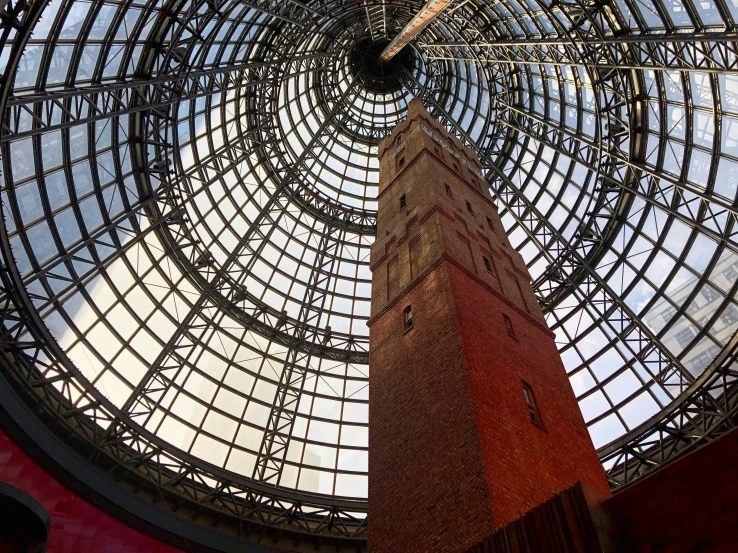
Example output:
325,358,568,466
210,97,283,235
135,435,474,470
531,421,548,433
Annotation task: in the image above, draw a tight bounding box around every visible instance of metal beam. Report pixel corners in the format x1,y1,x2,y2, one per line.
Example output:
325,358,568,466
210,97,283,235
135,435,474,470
418,31,738,73
497,111,738,252
379,0,453,62
495,98,738,219
0,0,369,545
599,329,738,488
240,0,320,27
254,217,345,484
423,32,738,47
122,76,362,432
11,139,366,363
1,54,330,142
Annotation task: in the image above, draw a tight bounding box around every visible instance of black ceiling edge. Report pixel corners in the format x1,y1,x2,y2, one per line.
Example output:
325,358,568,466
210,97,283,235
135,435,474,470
0,369,297,553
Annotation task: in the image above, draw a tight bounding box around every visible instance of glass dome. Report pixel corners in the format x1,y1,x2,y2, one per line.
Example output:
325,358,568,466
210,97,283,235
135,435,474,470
0,0,737,547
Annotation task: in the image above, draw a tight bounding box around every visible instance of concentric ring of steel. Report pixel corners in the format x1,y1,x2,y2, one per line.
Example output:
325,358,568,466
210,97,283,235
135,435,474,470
0,0,738,547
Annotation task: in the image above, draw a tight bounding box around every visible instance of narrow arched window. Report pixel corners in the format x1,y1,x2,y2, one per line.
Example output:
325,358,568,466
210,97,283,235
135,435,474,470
404,305,413,331
522,382,544,428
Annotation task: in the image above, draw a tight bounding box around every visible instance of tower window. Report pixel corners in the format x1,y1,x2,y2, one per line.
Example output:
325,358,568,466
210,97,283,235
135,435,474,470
486,216,494,231
522,382,544,428
453,162,460,172
400,194,407,210
404,305,414,331
503,314,515,337
466,201,473,214
397,151,406,170
445,184,453,198
483,256,492,272
434,145,442,156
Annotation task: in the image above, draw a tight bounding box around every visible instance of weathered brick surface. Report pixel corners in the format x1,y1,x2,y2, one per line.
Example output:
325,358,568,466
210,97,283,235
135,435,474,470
368,99,609,553
602,426,738,552
370,265,496,552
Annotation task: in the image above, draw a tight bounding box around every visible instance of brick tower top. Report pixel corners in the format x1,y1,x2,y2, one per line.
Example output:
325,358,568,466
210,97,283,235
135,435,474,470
370,97,546,330
378,98,483,184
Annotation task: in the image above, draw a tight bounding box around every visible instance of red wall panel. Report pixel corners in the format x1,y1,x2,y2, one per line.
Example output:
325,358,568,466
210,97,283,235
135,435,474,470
0,428,183,553
603,426,738,552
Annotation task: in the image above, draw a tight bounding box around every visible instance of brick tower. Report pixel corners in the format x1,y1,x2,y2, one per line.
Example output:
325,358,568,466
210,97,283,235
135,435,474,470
367,99,610,552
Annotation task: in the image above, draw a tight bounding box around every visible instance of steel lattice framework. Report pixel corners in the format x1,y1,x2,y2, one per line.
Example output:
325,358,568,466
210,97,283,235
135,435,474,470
1,0,738,549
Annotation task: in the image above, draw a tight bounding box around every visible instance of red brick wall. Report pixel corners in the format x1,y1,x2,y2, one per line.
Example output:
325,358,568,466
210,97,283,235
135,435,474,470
0,428,182,553
603,427,738,552
369,263,497,553
449,262,610,528
368,99,609,553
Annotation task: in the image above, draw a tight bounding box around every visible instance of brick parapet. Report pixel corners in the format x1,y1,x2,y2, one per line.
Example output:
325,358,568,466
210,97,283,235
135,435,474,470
378,98,482,173
367,251,554,339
